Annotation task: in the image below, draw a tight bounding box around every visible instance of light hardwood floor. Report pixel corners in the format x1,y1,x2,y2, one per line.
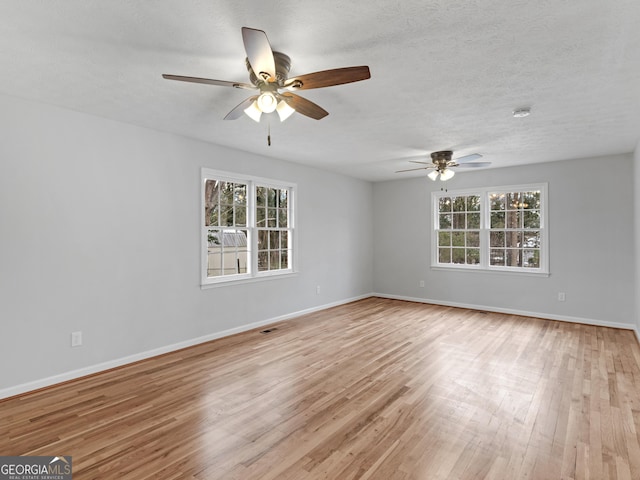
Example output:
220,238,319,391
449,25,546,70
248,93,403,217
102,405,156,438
3,298,640,479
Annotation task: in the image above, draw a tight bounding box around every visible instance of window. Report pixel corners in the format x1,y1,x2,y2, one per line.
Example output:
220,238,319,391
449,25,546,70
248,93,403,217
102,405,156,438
202,169,295,285
256,186,290,272
433,184,547,274
437,194,481,265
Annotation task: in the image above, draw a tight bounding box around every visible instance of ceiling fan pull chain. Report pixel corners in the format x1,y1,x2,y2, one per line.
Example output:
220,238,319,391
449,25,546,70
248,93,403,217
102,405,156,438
267,121,271,146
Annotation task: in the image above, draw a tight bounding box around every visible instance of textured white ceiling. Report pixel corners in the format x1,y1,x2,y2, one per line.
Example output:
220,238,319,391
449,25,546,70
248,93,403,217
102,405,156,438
1,1,639,181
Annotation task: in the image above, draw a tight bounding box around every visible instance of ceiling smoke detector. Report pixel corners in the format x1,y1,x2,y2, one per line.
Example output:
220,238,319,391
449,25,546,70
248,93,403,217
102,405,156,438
512,107,531,118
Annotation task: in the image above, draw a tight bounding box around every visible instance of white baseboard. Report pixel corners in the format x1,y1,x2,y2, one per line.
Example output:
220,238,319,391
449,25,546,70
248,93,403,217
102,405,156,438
0,293,372,400
373,293,638,331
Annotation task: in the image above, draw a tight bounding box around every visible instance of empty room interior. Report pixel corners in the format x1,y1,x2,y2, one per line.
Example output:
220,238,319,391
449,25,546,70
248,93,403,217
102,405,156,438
2,2,640,479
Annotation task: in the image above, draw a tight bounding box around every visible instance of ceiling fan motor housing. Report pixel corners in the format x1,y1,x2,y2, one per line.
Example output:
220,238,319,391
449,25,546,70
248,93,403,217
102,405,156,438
431,150,453,170
246,51,291,86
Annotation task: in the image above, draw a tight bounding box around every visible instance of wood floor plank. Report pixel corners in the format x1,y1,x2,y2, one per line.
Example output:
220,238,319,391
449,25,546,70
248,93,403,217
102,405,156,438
1,298,640,479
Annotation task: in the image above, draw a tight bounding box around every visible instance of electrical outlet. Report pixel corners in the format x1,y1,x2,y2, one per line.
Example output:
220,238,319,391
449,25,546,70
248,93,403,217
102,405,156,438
71,331,82,347
558,292,566,302
316,285,321,295
419,280,425,288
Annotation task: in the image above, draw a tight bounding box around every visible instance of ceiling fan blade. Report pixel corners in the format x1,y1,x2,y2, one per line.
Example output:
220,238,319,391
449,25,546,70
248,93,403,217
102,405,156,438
455,162,492,168
280,92,328,120
284,66,371,90
396,166,434,173
162,74,256,90
223,96,259,120
242,27,276,81
409,160,432,165
454,153,483,163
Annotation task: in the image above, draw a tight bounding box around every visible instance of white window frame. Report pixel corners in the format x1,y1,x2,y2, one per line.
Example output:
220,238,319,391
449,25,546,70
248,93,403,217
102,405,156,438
431,183,549,275
201,168,297,287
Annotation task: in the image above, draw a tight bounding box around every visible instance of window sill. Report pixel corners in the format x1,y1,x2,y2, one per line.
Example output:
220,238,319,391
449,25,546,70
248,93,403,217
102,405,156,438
430,265,550,277
200,271,299,289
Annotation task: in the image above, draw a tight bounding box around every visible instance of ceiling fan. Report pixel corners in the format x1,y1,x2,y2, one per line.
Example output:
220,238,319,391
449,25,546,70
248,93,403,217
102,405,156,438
162,27,371,123
396,151,491,181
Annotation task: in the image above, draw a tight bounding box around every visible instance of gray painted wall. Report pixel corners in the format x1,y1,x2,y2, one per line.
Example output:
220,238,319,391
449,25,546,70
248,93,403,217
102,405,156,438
0,94,374,392
373,155,636,327
635,143,640,336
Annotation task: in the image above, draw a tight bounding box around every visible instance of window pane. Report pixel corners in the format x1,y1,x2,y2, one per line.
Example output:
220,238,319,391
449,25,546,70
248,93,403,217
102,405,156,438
467,249,480,264
439,248,451,263
490,193,505,210
206,228,248,277
234,184,247,205
281,231,289,249
220,182,234,204
523,250,540,268
507,192,521,209
207,259,222,277
505,231,522,248
524,210,540,228
452,232,465,247
257,207,266,227
235,206,246,226
258,230,268,250
278,208,288,228
206,204,219,227
452,213,465,229
281,250,288,269
270,250,280,270
467,212,480,229
207,229,220,245
467,196,480,211
267,188,277,207
506,249,521,267
505,209,521,228
452,248,466,264
279,189,288,208
452,197,466,212
258,251,268,271
439,197,452,212
204,180,220,226
491,211,505,228
256,186,266,206
467,231,479,248
490,249,505,266
267,208,277,227
439,214,452,229
221,206,234,226
524,191,541,209
523,232,540,248
490,231,504,247
438,231,451,246
269,231,280,250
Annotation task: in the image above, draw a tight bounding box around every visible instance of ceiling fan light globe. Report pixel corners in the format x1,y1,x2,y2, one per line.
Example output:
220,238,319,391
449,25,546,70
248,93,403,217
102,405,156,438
257,92,277,113
440,169,455,181
244,101,262,122
427,170,439,181
276,100,295,121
